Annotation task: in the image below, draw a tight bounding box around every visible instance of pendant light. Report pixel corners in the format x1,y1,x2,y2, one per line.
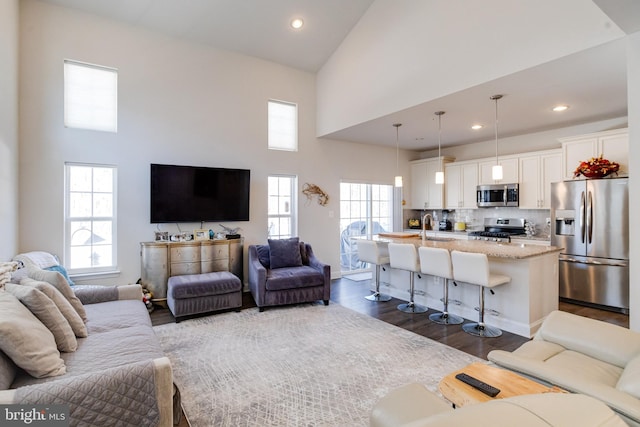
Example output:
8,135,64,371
491,94,503,181
434,111,445,184
394,123,403,187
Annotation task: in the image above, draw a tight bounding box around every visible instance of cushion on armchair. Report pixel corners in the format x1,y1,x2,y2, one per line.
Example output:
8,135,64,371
268,237,302,269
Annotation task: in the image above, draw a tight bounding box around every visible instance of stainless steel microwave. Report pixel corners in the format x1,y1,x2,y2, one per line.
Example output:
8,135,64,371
477,183,519,207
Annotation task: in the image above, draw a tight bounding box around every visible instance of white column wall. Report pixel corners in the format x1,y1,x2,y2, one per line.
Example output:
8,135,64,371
628,31,640,332
0,0,19,262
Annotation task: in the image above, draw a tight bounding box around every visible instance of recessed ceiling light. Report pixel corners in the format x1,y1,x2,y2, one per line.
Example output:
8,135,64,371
552,105,569,112
471,124,483,130
290,18,304,29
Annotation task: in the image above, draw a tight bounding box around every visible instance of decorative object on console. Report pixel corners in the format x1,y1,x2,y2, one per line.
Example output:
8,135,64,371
154,231,169,241
193,229,209,241
573,155,620,179
302,183,329,206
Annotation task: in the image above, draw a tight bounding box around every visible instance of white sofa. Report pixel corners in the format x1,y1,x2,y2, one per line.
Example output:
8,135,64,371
370,382,627,427
488,310,640,426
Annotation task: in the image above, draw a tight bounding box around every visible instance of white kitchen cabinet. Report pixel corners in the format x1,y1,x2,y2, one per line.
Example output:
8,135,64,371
518,150,562,209
409,157,453,209
478,157,518,185
560,128,628,180
445,161,478,209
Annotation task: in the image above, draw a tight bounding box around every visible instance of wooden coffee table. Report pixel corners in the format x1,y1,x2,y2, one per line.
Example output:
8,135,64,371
438,362,565,407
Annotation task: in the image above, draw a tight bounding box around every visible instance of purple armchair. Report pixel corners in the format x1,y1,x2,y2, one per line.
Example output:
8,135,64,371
248,239,331,312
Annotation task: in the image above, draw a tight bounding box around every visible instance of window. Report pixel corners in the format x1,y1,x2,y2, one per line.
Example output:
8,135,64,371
64,60,118,132
268,175,297,239
64,163,117,274
268,100,297,151
339,182,394,273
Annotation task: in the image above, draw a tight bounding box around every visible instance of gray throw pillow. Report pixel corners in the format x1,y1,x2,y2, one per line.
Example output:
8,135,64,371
27,267,87,321
21,278,88,338
5,283,77,352
268,237,302,269
0,292,66,379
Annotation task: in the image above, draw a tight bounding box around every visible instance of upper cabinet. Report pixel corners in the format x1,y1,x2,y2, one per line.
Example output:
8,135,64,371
445,161,478,209
478,157,518,185
409,157,453,210
559,128,628,180
518,150,562,209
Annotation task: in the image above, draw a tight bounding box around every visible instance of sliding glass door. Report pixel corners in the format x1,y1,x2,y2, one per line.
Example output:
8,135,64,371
339,182,393,274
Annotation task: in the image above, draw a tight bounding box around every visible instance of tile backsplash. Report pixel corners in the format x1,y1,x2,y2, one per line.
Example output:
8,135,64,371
403,207,551,238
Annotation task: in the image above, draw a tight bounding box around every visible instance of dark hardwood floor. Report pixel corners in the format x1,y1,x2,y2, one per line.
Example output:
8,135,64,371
151,278,629,361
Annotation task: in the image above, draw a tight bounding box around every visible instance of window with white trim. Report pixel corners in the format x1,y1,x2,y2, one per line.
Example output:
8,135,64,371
64,60,118,132
65,163,117,274
268,175,297,239
268,100,297,151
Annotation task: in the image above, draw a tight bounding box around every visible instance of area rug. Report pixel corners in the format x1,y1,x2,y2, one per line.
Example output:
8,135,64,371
343,272,373,282
153,303,480,426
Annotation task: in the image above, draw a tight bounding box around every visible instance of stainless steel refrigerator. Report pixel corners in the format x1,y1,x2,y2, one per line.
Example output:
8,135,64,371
551,178,629,313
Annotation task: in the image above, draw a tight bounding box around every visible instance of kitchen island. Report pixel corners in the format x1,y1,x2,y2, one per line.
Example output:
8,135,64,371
364,234,563,338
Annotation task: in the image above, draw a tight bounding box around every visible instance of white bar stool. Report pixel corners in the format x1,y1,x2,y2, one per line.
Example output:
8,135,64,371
388,243,427,314
357,240,392,302
418,247,463,325
451,250,510,337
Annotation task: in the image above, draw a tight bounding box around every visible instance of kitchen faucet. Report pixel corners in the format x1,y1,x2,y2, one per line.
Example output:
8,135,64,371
422,213,433,242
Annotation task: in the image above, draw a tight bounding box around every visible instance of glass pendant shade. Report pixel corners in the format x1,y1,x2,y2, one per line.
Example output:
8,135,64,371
434,111,445,185
492,165,503,180
393,123,402,187
491,95,503,182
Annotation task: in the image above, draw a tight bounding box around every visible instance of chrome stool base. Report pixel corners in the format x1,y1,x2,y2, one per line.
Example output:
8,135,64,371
429,311,464,325
462,322,502,338
365,292,392,302
397,302,428,314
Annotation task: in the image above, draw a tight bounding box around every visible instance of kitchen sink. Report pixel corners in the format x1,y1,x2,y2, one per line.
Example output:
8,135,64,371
423,237,455,242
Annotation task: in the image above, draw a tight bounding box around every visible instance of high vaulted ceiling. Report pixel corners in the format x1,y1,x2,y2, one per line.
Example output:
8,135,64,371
36,0,640,151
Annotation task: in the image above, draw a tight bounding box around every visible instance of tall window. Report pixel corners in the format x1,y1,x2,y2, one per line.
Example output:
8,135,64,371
64,60,118,132
65,163,117,274
268,175,297,239
268,100,297,151
339,182,393,273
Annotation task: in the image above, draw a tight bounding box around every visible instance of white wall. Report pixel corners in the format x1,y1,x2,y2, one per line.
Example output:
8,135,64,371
317,0,625,137
0,0,19,262
628,31,640,331
18,0,408,284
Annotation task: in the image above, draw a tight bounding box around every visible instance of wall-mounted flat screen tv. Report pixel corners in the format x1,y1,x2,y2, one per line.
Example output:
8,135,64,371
150,163,250,223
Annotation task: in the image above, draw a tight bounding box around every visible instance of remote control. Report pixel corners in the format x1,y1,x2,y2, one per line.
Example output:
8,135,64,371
455,373,500,397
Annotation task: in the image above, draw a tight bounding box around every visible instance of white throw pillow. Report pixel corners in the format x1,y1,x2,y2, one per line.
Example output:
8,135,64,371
27,267,87,321
21,278,88,338
5,283,77,352
0,292,66,378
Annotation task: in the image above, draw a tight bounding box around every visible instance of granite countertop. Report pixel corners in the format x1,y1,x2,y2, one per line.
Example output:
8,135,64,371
371,234,562,260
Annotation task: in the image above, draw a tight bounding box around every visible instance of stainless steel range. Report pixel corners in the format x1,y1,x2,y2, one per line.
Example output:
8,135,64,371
468,218,526,243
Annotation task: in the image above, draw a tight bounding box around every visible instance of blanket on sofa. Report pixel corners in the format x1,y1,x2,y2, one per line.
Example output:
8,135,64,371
15,359,160,427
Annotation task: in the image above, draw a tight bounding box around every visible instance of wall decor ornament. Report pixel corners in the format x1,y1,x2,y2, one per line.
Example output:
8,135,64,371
302,183,329,206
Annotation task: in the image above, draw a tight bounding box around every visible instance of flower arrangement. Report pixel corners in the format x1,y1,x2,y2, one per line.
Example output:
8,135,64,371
573,155,620,179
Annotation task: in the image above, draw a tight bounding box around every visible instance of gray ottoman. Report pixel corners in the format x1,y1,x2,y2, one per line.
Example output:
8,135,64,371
167,271,242,322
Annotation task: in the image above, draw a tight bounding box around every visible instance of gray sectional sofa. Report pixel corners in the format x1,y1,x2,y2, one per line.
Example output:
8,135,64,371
0,259,173,427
